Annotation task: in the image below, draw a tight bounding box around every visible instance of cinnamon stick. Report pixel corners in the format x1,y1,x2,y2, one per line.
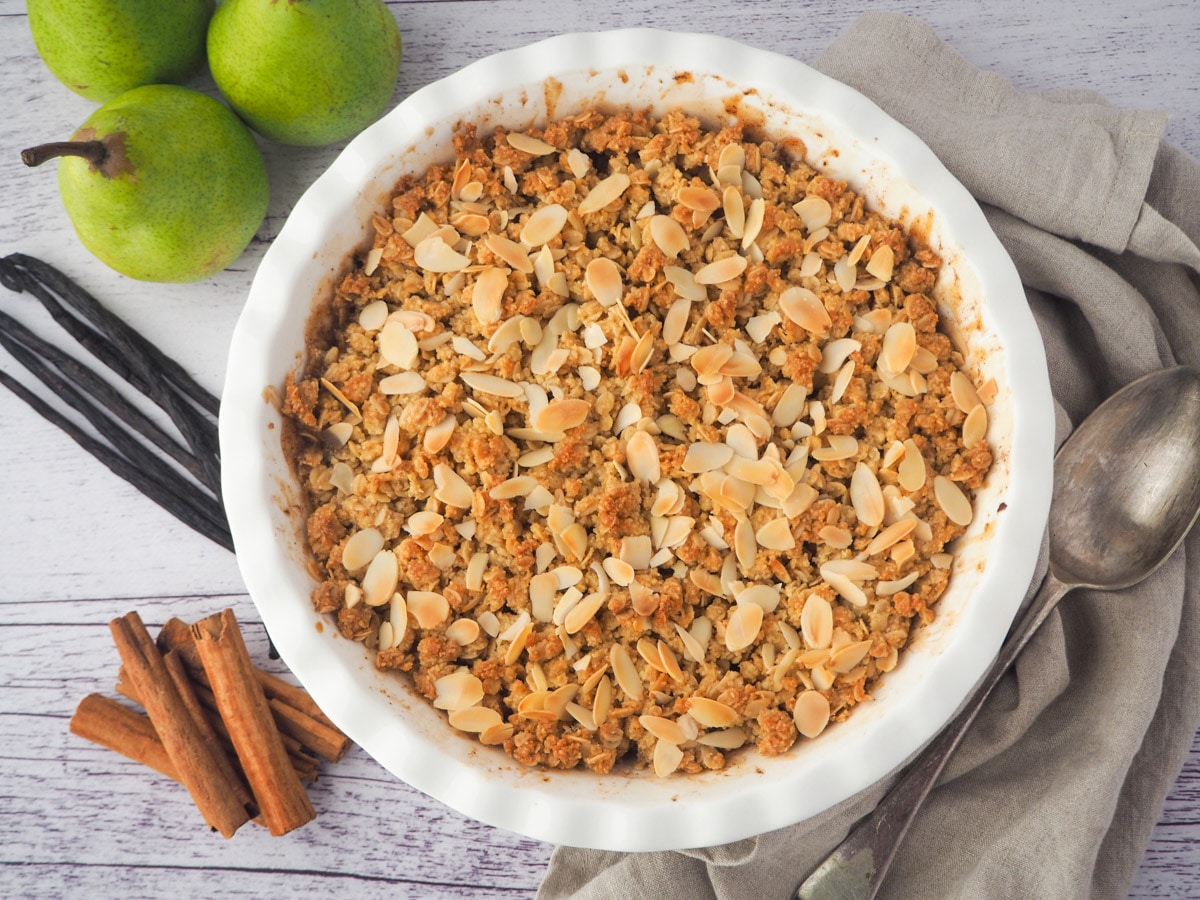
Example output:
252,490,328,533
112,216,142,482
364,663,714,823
116,667,322,784
163,650,257,815
158,617,349,761
192,610,315,836
109,612,252,837
70,694,180,782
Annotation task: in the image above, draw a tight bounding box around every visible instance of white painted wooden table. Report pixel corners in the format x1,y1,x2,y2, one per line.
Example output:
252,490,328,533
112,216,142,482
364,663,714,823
2,1,1197,896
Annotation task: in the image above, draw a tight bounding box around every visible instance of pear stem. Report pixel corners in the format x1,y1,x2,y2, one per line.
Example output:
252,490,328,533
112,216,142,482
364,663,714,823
21,140,108,168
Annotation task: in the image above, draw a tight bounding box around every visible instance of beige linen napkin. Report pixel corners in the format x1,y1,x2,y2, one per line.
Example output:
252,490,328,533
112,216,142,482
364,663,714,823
540,13,1200,900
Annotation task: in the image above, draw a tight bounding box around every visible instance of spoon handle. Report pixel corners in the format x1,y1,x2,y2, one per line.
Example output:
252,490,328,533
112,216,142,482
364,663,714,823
797,572,1073,900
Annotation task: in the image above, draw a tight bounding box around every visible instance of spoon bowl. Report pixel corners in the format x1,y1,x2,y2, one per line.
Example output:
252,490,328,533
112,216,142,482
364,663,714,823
1051,366,1200,589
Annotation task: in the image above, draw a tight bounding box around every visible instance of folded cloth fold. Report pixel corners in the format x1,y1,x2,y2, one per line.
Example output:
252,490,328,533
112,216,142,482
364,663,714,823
540,12,1200,900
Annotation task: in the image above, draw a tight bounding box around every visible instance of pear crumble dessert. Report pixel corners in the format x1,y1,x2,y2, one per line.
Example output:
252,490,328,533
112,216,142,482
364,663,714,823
281,107,995,776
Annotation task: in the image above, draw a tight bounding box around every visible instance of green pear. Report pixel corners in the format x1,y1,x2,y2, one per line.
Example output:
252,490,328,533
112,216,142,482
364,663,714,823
207,0,402,147
28,0,214,103
21,85,269,283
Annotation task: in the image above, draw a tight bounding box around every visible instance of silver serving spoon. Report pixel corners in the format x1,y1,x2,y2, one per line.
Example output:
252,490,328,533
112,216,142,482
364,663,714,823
799,365,1200,900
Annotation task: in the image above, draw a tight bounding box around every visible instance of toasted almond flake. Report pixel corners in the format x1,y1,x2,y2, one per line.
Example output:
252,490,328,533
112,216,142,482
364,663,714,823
690,569,725,598
447,705,502,734
429,462,470,508
738,584,781,613
833,256,857,292
683,441,735,473
571,365,600,392
794,196,832,231
662,298,691,347
488,475,537,501
322,422,353,450
770,384,808,429
909,346,939,375
698,727,747,749
830,360,855,405
679,185,721,212
450,336,487,363
629,579,659,616
779,286,831,334
619,535,653,570
413,235,470,273
520,203,568,247
717,143,746,171
404,510,444,537
487,317,525,354
630,329,656,375
584,257,623,307
610,644,643,701
660,515,695,549
878,570,922,596
695,254,748,285
588,674,613,726
377,619,395,652
531,398,589,434
405,590,449,629
742,197,766,250
359,299,389,332
951,370,983,413
664,265,706,301
444,618,481,647
640,715,689,745
651,480,683,517
602,557,636,586
400,212,439,248
847,234,872,267
725,456,776,487
866,519,919,557
793,690,831,738
652,739,684,777
819,337,862,374
507,131,556,155
849,463,885,527
433,668,483,713
503,620,534,666
830,640,873,674
899,439,927,491
719,351,762,380
558,589,602,634
823,571,869,608
866,244,895,281
732,518,757,570
934,475,974,526
464,551,489,592
801,594,833,648
812,434,859,462
691,342,734,377
342,528,384,572
688,697,738,729
739,312,776,347
822,559,879,581
891,540,916,566
755,518,795,551
818,525,852,549
649,215,690,258
470,267,509,324
320,378,361,419
963,403,988,449
577,172,632,215
362,549,399,607
378,371,426,397
725,602,763,652
626,431,661,483
518,447,556,469
879,322,917,378
566,147,591,178
672,623,706,664
654,640,684,682
882,440,906,470
636,638,665,672
460,371,524,398
722,185,745,239
483,234,533,273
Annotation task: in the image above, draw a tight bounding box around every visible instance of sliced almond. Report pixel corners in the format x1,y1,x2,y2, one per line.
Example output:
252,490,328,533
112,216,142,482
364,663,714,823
448,706,503,733
963,403,988,449
626,431,661,483
408,590,450,629
362,549,399,607
800,593,833,649
688,696,738,729
520,203,568,246
722,186,745,239
793,690,831,738
342,527,384,572
433,669,484,711
649,215,690,258
404,510,444,536
850,463,885,527
506,131,556,156
577,172,632,215
951,370,983,413
779,286,831,334
934,475,974,526
755,518,795,551
793,196,832,232
865,244,895,281
610,644,643,701
652,739,684,777
584,257,624,307
639,715,689,745
695,254,748,285
460,371,524,398
898,439,927,492
434,463,474,508
725,602,763,652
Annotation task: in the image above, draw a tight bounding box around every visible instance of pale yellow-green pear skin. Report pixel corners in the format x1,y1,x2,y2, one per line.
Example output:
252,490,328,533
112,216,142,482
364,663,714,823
27,0,214,102
208,0,402,147
44,86,269,282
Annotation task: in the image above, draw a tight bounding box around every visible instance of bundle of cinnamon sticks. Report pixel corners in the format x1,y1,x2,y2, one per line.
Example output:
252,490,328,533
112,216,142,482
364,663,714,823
71,609,351,837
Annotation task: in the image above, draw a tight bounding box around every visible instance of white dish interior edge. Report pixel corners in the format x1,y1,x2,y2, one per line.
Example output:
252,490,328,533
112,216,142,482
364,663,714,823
220,28,1054,852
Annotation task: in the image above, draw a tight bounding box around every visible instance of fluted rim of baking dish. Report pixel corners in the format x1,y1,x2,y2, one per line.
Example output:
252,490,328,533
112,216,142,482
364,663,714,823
220,28,1053,851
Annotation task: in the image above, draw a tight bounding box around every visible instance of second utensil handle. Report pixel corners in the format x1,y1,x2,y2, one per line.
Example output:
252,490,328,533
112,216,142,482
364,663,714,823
797,572,1072,900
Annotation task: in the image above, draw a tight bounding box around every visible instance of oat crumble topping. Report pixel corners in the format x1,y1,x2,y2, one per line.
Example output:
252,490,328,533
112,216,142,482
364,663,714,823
281,107,994,776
